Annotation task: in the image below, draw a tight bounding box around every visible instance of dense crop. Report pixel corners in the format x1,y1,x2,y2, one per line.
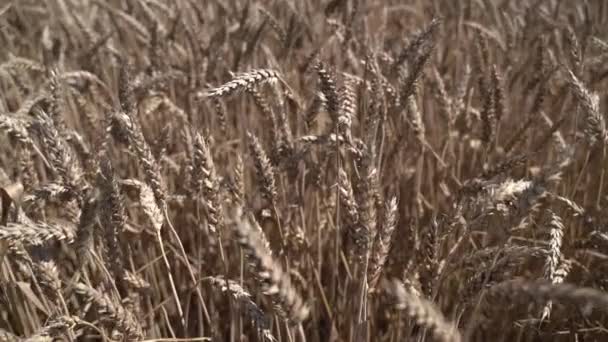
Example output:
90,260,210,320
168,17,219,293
1,1,608,341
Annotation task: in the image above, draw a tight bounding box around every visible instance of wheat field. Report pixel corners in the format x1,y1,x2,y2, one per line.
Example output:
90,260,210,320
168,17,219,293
1,0,608,341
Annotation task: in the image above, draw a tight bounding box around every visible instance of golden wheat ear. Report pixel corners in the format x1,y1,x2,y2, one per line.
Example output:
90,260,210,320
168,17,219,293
384,278,462,342
232,209,310,324
199,69,282,99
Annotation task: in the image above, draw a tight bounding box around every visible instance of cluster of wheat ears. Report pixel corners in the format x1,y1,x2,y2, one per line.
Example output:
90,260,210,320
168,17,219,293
1,1,608,341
